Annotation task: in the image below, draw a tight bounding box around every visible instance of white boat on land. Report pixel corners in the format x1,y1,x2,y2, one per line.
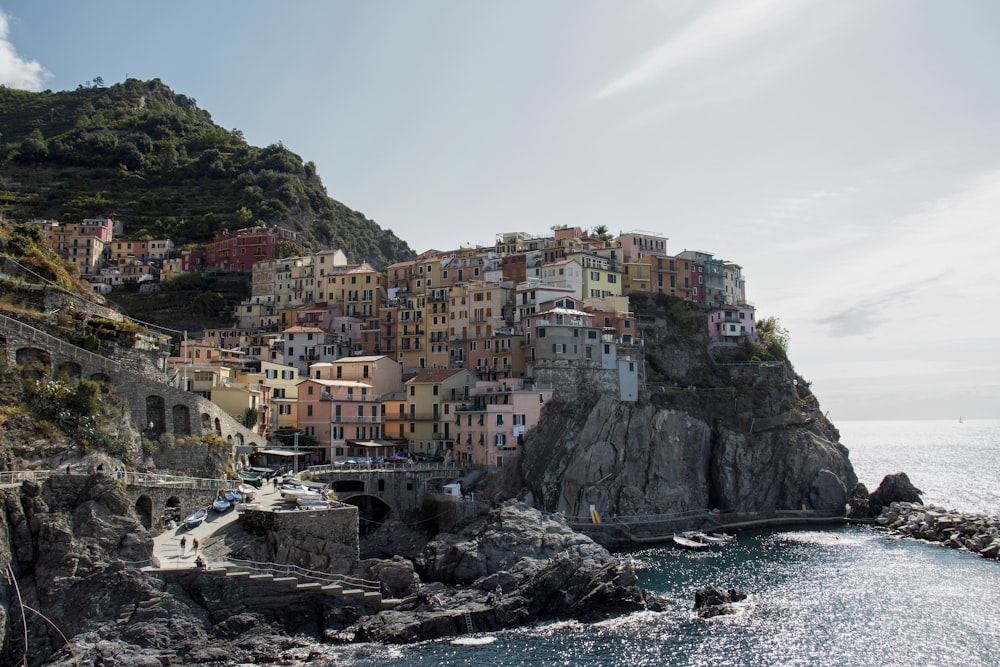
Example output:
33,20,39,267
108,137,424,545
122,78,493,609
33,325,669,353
296,496,330,507
281,486,324,502
237,483,256,501
673,534,710,551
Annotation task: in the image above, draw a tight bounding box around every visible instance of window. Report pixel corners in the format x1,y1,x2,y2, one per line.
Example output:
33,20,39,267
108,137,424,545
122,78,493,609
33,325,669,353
496,414,504,426
409,386,415,396
433,385,439,395
495,434,506,446
307,386,314,395
306,405,313,416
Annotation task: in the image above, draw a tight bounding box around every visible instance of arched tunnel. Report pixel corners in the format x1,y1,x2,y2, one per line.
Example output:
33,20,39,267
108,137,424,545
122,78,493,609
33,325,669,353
330,479,392,535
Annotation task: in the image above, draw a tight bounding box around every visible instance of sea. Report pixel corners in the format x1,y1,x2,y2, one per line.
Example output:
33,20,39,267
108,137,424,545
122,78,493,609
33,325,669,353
317,419,1000,666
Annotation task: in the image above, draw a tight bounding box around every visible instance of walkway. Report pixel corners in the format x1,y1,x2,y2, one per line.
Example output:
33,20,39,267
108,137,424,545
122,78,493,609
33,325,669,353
151,483,284,569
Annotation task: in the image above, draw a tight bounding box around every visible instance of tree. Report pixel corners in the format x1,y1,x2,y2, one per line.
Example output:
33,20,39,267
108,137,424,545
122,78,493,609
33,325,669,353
243,407,258,430
593,224,613,243
757,317,790,356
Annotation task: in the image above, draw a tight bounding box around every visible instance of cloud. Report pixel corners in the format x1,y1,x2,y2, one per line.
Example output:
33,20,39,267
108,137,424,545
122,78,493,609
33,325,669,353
0,12,50,91
816,286,918,337
596,0,806,98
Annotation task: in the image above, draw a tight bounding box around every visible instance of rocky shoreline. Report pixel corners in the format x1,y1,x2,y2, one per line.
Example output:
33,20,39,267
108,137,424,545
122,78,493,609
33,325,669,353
1,478,664,666
874,501,1000,559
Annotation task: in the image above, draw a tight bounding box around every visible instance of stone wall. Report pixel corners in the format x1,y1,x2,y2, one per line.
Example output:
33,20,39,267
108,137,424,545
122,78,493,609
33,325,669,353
533,364,619,406
240,504,359,573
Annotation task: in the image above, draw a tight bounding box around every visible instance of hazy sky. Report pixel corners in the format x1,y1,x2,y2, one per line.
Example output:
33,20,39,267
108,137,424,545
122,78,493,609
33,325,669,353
2,1,998,421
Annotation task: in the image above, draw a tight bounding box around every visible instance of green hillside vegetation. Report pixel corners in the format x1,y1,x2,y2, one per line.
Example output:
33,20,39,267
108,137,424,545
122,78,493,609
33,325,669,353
0,78,414,268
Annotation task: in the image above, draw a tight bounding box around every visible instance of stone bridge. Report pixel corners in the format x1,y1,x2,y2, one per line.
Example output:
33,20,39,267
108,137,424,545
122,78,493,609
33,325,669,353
0,313,265,451
120,471,239,531
0,470,236,533
306,463,470,528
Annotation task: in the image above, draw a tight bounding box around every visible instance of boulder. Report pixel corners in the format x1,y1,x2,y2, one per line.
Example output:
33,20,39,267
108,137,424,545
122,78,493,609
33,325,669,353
868,473,923,516
693,585,748,619
347,502,665,643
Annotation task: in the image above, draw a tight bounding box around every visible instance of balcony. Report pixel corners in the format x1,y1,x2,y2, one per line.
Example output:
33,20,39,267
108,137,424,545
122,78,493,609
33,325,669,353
332,415,384,424
321,392,380,402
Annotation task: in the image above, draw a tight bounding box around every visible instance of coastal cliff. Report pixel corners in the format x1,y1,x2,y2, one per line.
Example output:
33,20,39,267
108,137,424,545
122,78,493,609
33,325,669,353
519,307,856,531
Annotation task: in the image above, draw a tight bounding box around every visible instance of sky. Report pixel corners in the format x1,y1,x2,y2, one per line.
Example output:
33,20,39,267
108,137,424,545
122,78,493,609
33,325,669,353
1,1,998,422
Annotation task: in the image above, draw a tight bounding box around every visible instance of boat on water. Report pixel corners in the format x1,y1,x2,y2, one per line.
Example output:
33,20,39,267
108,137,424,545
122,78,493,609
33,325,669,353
212,496,231,512
183,508,208,529
673,534,711,551
682,531,734,546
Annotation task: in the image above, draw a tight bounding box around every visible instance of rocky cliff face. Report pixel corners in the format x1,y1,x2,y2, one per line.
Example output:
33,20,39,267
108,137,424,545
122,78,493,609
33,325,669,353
520,311,856,524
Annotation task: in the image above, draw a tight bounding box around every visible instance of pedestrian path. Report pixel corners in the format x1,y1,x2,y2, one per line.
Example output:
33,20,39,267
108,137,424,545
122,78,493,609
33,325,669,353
151,484,286,569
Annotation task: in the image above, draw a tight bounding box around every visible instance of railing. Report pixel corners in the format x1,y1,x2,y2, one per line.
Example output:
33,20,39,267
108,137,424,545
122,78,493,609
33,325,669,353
0,469,238,491
332,416,383,424
321,393,381,402
123,471,238,491
0,313,120,373
307,461,466,475
225,557,380,592
0,470,55,486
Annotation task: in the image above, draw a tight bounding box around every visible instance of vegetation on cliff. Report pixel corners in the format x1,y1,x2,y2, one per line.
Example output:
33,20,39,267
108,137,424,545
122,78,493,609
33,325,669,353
0,78,415,268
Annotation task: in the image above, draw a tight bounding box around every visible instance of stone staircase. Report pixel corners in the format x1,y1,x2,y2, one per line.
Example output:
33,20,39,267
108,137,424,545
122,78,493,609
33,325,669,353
155,564,383,611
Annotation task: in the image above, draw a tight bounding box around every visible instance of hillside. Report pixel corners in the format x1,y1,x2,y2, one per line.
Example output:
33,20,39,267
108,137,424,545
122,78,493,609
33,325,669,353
0,78,415,268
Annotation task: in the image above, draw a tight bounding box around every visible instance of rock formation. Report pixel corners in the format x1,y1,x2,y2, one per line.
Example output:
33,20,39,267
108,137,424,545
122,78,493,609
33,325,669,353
344,502,665,642
693,585,748,618
1,480,661,664
521,391,856,524
875,501,1000,559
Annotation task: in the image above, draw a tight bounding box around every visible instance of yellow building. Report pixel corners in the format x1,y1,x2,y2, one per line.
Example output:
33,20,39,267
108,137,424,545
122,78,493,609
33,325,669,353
404,368,474,456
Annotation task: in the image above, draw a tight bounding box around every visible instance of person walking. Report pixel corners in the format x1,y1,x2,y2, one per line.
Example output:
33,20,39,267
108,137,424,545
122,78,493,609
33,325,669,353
192,537,200,554
180,535,187,554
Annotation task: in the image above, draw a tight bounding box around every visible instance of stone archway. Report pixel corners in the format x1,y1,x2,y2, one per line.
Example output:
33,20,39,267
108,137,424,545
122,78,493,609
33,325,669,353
214,417,222,435
56,360,82,381
134,495,154,529
145,395,166,436
343,494,392,536
90,372,111,385
164,495,183,523
172,404,192,436
15,347,51,378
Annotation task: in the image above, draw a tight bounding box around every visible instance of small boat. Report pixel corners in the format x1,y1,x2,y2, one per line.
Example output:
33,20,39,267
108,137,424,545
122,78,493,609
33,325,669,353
212,496,231,512
224,489,243,504
673,534,710,551
682,531,733,546
237,471,263,488
183,508,208,529
237,482,256,501
296,496,330,507
281,486,324,502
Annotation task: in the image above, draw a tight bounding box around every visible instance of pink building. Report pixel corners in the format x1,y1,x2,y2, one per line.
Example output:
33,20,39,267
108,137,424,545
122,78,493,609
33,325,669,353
449,380,553,467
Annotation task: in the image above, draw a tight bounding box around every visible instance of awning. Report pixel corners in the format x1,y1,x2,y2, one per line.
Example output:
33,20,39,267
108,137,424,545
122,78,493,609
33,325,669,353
348,439,398,449
258,448,309,457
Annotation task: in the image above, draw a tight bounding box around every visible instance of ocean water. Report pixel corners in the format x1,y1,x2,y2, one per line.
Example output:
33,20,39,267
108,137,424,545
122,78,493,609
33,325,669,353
322,419,1000,666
